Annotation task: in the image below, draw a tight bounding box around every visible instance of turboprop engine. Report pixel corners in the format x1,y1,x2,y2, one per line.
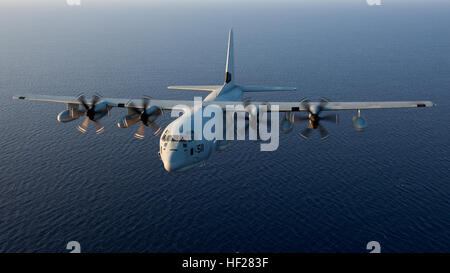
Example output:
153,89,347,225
117,97,163,139
57,93,109,134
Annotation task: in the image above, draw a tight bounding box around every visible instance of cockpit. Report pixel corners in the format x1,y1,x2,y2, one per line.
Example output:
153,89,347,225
161,130,194,143
159,129,207,172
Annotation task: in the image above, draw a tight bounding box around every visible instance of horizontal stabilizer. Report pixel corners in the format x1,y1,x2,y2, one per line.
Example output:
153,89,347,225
241,86,296,92
168,85,222,92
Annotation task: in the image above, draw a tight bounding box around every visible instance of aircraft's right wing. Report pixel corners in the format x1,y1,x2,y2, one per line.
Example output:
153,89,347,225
12,94,195,112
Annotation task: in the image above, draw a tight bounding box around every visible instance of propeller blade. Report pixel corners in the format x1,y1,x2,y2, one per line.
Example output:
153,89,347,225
94,121,104,134
134,123,145,139
300,127,312,139
77,117,90,133
318,124,329,140
300,98,310,113
320,114,339,124
77,94,90,111
128,114,141,127
294,115,310,123
319,97,329,110
127,102,143,116
150,123,162,136
91,94,100,107
142,96,150,110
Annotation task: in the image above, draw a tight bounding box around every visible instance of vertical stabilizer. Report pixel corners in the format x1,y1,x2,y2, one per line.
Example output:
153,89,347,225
225,29,234,84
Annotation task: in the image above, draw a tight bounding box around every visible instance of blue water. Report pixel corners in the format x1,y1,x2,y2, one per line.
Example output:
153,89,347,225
0,1,449,253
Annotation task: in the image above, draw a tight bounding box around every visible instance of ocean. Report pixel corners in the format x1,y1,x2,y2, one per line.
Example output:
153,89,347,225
0,0,449,252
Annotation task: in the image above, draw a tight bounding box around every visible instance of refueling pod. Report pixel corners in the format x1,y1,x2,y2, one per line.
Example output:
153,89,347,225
57,104,82,123
57,110,79,123
352,109,367,131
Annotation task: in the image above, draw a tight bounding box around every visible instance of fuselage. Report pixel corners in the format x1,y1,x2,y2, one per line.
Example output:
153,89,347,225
159,84,243,172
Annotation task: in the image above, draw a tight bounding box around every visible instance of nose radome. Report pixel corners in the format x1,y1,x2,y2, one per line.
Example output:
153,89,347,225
161,150,182,172
160,150,172,172
163,158,184,172
163,162,172,172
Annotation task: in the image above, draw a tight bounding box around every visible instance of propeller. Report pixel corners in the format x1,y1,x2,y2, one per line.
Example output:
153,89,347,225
127,96,163,139
296,97,338,140
76,93,105,134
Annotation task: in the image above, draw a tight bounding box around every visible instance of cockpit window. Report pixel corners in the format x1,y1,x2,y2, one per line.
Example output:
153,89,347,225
165,135,184,142
162,130,168,141
163,131,193,142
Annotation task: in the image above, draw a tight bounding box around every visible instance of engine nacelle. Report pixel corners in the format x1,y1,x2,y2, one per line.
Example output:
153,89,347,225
352,115,367,131
91,102,109,120
280,112,294,134
146,106,163,123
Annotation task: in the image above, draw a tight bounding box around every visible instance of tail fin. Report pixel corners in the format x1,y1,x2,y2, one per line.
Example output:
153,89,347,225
225,29,234,84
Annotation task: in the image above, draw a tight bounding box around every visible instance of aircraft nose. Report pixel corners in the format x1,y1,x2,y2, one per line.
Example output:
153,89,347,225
161,150,183,172
163,160,178,172
163,162,173,172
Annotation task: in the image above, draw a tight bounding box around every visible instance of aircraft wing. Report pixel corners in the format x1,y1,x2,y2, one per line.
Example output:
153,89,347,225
240,86,296,92
203,100,436,111
167,85,222,92
13,94,435,112
13,94,195,111
314,101,435,111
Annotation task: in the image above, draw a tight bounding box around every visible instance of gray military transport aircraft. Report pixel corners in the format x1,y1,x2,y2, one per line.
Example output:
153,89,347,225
13,29,435,172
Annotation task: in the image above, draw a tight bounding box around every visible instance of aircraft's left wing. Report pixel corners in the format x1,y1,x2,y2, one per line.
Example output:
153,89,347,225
168,85,222,92
203,100,436,111
13,94,195,111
